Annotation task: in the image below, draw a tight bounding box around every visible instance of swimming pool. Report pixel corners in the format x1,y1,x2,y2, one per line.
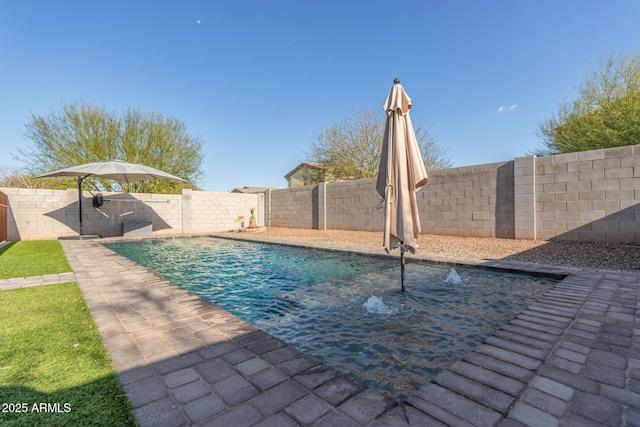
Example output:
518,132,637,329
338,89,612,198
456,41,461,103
105,237,556,400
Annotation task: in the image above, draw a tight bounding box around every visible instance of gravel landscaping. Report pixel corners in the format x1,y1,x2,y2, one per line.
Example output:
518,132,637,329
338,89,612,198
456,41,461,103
238,227,640,272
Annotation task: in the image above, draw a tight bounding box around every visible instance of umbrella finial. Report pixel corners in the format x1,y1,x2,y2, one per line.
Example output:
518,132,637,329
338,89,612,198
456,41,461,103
394,78,400,84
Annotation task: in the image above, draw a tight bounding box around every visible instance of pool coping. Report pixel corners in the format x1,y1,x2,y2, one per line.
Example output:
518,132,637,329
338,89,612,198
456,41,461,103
56,235,640,426
208,232,578,279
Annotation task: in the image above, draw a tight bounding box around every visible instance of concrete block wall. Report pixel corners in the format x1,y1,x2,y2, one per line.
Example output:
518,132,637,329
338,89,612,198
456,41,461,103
1,188,264,240
514,156,536,239
271,162,514,238
1,188,78,240
268,186,316,229
2,144,638,243
81,192,183,237
324,178,382,231
422,161,514,238
269,161,515,238
187,190,264,234
534,145,640,243
265,144,639,243
268,179,384,232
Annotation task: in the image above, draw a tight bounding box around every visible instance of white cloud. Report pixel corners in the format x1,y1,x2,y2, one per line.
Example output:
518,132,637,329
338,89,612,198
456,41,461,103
196,19,201,24
498,104,518,112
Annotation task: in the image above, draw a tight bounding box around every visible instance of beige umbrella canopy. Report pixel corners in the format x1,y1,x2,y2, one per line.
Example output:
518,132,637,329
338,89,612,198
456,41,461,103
376,79,428,290
38,160,185,237
38,159,185,183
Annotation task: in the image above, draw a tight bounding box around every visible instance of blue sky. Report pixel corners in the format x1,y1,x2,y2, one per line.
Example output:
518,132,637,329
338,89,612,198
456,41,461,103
1,1,639,192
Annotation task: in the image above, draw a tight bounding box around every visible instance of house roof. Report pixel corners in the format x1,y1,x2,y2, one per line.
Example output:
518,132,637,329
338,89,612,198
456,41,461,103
284,162,324,179
230,186,274,194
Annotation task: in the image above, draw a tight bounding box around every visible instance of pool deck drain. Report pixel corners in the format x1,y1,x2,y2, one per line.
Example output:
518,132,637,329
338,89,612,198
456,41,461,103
4,237,639,426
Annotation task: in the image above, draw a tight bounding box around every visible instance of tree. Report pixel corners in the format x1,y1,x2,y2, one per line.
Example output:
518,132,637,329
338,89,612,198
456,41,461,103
307,109,451,182
0,166,61,189
15,102,205,193
533,48,640,156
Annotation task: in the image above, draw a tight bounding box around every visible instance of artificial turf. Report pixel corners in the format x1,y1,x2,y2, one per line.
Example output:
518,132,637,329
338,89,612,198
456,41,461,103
0,241,72,279
0,282,137,426
0,241,137,426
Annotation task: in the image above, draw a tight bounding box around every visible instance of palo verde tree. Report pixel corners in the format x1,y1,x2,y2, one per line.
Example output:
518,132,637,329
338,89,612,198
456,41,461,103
307,108,451,183
0,166,53,189
533,47,640,156
16,101,205,193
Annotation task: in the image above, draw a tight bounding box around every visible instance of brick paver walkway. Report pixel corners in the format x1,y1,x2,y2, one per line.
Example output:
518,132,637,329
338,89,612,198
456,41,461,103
5,236,639,426
0,271,76,290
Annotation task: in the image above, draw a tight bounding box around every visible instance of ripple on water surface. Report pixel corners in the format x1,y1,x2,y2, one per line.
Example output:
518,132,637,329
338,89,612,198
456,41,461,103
105,237,556,400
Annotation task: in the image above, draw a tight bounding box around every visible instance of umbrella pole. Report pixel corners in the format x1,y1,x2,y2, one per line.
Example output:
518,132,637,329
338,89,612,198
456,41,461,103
400,241,406,292
77,176,84,236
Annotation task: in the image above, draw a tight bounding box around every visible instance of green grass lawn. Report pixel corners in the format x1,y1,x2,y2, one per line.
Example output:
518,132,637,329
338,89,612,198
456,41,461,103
0,241,137,426
0,241,72,279
0,282,137,426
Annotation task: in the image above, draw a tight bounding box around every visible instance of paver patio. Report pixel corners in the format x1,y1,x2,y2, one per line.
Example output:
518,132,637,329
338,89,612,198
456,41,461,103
3,235,639,426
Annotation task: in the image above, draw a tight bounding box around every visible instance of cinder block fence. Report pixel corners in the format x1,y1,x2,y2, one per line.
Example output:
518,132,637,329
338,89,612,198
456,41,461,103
1,144,639,243
266,144,640,244
0,188,264,241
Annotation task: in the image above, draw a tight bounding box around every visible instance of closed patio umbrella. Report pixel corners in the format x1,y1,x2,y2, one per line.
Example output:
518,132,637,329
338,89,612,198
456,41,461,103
376,79,429,291
38,160,185,237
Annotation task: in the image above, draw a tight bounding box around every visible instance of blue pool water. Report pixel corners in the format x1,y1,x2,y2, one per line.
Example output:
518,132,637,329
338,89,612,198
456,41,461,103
105,237,556,400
